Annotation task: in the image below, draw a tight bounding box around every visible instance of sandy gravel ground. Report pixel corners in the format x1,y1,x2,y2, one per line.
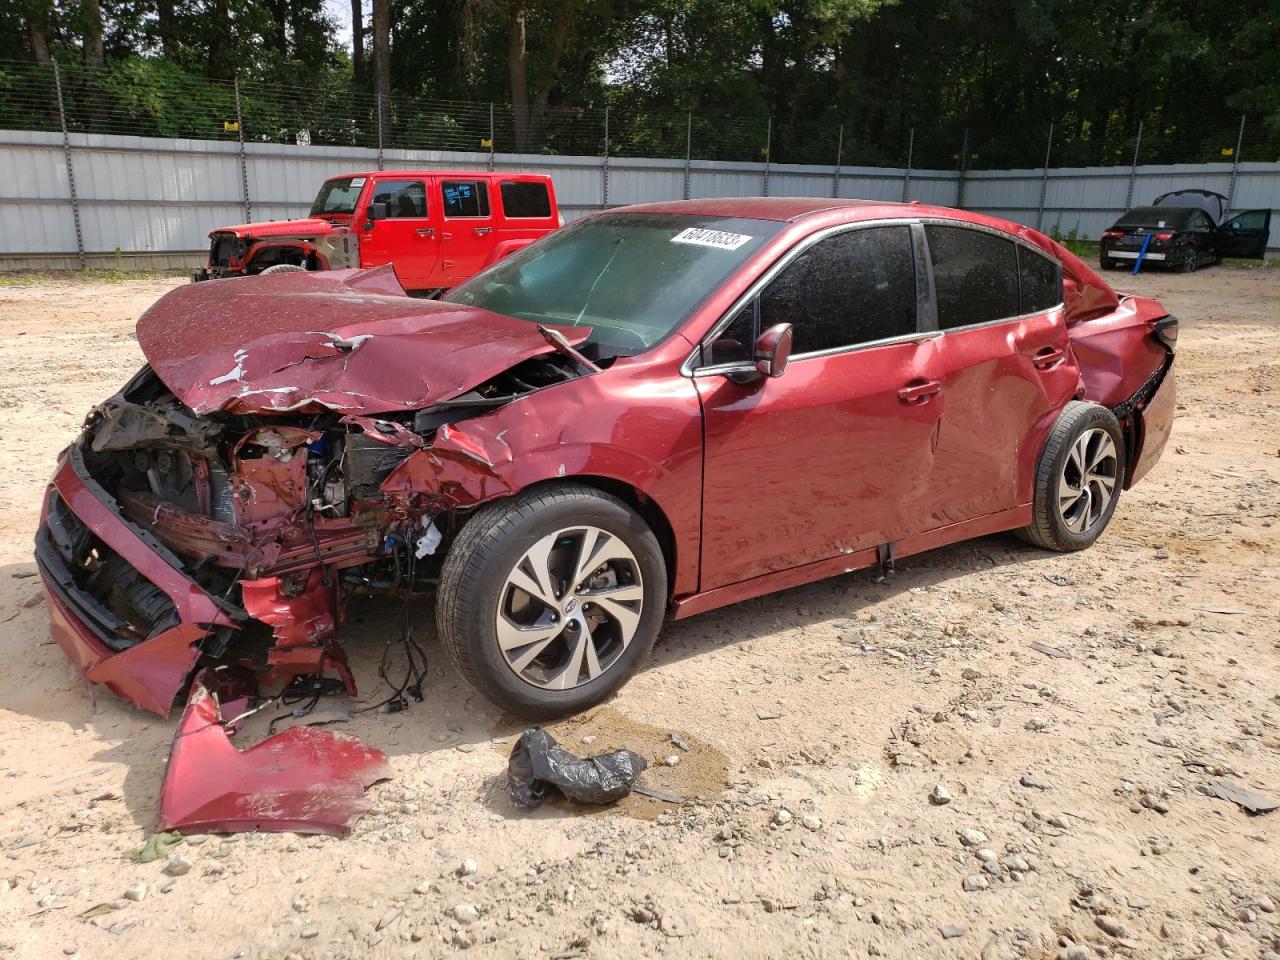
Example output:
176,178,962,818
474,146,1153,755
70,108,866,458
0,268,1277,960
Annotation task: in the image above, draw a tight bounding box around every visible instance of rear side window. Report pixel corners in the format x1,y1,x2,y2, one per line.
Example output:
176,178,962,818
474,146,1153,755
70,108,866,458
442,180,491,218
371,179,426,218
925,225,1019,329
500,181,552,218
1018,247,1061,314
759,225,916,354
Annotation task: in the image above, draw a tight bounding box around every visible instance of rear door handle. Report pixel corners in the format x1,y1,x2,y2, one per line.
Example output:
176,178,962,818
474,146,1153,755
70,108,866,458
898,379,942,404
474,226,492,236
1033,346,1065,370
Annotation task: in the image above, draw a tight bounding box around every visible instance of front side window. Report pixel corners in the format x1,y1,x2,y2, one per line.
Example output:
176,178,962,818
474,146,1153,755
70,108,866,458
442,180,491,218
444,214,781,359
371,179,427,218
757,225,917,355
1018,246,1062,315
1227,210,1266,231
925,225,1019,329
500,181,552,218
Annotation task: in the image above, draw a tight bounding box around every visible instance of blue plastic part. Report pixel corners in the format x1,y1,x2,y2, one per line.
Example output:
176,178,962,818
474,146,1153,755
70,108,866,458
1131,233,1153,275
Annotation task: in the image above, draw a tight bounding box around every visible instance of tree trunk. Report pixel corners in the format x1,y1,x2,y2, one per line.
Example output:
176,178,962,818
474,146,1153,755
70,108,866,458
84,0,106,68
29,24,53,65
371,0,391,133
268,0,288,57
351,0,365,85
207,0,234,79
156,0,178,59
507,1,530,151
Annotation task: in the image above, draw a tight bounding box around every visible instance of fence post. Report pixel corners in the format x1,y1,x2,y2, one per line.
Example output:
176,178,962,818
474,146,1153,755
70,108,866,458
233,76,251,223
488,102,495,171
52,60,85,270
831,123,843,199
901,128,914,202
1226,114,1245,214
376,92,384,170
683,110,692,200
762,116,772,196
956,128,969,208
1124,121,1143,210
1036,121,1054,230
601,106,610,209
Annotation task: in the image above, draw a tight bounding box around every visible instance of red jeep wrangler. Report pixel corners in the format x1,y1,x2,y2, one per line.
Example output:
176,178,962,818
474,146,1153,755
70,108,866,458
194,171,560,293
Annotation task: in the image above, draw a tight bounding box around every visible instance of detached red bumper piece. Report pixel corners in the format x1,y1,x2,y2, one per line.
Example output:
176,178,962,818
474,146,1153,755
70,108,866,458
159,669,391,836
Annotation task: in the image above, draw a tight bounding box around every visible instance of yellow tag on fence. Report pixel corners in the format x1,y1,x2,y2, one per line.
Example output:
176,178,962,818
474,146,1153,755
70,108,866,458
224,120,239,133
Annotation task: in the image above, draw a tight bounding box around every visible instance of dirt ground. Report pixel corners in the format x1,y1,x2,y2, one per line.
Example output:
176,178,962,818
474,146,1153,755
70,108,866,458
0,267,1277,960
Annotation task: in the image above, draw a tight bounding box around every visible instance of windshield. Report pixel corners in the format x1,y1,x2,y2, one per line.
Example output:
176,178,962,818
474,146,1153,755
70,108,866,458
310,176,367,216
442,213,782,358
1115,207,1192,230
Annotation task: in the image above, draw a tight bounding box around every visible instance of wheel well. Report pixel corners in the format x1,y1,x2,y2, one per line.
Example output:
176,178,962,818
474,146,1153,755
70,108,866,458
528,476,678,592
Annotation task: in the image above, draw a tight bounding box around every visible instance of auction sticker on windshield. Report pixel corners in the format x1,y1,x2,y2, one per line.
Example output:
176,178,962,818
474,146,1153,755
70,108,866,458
671,227,753,250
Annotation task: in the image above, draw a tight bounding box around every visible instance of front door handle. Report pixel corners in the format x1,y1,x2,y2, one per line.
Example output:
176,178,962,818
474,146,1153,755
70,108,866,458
473,226,492,236
1033,346,1065,370
898,379,942,404
415,227,435,236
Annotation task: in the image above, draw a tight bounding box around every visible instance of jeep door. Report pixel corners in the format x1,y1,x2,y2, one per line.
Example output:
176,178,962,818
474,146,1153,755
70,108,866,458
694,223,944,589
439,178,498,282
358,177,438,289
919,224,1080,525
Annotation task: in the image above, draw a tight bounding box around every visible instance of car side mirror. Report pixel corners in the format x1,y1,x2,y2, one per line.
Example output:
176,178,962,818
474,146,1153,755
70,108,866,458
754,323,793,379
366,202,388,225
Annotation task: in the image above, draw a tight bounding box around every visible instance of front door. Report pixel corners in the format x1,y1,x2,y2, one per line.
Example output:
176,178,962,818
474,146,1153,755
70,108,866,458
921,224,1080,525
1216,209,1272,260
439,178,497,282
358,177,437,289
695,224,944,590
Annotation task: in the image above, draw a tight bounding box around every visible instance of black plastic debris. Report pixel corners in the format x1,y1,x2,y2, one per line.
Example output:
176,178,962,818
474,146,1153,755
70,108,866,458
507,727,647,809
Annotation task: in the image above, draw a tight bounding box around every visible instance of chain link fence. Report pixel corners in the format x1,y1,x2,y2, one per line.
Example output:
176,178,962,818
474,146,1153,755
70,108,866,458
2,57,1273,170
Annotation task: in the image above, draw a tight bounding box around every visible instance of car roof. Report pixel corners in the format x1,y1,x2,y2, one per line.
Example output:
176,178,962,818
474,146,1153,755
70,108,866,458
327,171,550,180
606,196,1009,227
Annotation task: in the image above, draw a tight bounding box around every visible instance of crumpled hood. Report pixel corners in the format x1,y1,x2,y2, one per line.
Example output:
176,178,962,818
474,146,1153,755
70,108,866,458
136,265,590,415
211,217,341,240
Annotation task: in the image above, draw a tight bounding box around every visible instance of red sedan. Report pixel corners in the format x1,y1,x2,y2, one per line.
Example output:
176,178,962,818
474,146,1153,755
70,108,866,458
39,198,1175,719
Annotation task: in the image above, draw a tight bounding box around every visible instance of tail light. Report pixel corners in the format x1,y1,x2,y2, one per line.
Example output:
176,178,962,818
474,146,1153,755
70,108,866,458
1102,229,1124,239
1153,231,1175,241
1152,315,1178,353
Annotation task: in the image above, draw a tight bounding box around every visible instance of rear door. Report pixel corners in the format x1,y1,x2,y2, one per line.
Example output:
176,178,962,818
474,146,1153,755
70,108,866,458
923,224,1079,525
1216,209,1272,260
358,177,438,289
439,178,497,282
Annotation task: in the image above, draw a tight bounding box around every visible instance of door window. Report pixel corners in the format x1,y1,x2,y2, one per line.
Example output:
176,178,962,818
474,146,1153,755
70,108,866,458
371,179,427,218
1017,246,1062,315
1226,210,1266,231
442,180,491,218
500,181,552,218
753,225,917,355
925,225,1020,329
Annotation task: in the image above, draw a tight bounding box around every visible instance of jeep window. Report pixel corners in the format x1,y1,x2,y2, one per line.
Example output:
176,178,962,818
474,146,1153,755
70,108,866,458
443,214,781,358
310,177,365,216
442,180,491,218
500,181,552,218
372,179,427,218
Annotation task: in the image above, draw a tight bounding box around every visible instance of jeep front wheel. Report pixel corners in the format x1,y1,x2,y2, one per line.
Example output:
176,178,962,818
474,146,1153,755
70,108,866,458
260,263,308,275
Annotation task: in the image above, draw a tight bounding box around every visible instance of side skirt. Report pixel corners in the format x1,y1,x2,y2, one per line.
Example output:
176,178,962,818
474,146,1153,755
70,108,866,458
670,504,1032,621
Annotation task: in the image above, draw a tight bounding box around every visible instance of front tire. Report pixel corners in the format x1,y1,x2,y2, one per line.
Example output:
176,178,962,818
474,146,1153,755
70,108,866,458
1018,401,1126,552
260,263,308,275
436,484,667,718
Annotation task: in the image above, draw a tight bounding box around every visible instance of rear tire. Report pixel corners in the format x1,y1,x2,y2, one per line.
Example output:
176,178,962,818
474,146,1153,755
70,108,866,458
1099,257,1118,271
260,263,308,275
436,484,667,719
1176,247,1198,273
1018,401,1126,552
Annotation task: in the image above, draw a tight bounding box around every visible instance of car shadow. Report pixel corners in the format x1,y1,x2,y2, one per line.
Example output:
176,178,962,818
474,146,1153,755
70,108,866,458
0,530,1059,833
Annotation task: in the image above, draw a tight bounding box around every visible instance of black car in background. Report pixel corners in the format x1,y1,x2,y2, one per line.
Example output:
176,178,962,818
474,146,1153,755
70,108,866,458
1100,189,1271,272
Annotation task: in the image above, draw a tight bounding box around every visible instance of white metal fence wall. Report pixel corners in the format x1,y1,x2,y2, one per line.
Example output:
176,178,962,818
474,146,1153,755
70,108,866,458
1,128,1276,270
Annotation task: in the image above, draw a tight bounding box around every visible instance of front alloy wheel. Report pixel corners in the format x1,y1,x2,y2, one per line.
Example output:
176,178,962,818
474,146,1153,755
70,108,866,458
496,526,644,690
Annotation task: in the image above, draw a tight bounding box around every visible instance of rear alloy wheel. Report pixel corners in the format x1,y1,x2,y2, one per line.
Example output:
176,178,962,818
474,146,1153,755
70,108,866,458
436,484,666,718
1177,246,1198,273
1018,401,1126,552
